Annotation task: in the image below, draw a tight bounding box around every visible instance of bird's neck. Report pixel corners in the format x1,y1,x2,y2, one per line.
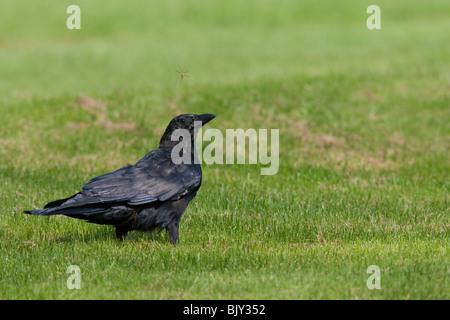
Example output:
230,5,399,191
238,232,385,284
159,134,199,162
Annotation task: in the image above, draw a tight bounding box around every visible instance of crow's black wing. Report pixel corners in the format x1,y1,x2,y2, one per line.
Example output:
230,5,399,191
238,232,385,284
44,148,202,213
83,148,202,204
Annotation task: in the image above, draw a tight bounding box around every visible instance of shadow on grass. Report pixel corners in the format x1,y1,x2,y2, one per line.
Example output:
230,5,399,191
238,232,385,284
53,226,170,244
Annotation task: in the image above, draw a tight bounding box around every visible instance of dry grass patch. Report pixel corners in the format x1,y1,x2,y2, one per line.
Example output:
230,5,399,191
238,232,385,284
68,94,139,132
290,120,399,171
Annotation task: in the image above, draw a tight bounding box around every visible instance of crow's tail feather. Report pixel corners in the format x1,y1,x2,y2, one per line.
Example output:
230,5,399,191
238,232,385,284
24,193,81,216
24,199,135,226
24,206,107,217
24,209,48,216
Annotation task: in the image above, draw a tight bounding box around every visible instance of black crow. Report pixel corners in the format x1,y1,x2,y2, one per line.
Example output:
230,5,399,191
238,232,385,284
25,113,216,244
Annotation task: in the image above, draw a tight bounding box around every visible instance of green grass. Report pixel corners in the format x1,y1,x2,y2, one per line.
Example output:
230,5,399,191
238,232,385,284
0,0,449,299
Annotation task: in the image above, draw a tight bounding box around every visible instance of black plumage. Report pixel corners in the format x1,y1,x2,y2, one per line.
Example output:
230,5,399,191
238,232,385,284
25,113,215,244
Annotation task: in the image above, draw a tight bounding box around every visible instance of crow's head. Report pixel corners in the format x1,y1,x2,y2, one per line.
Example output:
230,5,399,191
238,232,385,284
159,113,215,148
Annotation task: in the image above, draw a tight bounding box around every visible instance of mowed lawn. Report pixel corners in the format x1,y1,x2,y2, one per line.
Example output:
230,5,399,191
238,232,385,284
0,0,448,299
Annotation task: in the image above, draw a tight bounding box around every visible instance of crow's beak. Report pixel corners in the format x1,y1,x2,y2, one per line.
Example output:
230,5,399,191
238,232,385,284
198,114,216,126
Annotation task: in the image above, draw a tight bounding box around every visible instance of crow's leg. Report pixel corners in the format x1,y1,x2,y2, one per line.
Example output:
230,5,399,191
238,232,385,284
115,227,129,241
167,224,179,245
